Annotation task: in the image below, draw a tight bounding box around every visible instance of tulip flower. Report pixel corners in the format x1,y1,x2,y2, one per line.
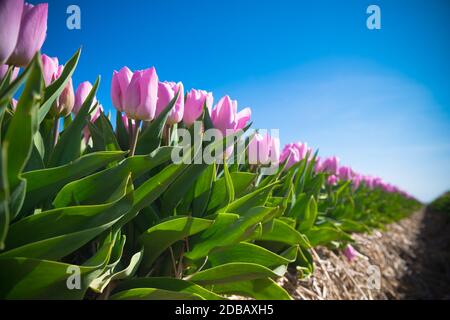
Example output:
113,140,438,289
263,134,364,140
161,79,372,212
7,2,48,67
327,175,338,186
248,133,280,165
111,66,133,112
352,173,362,190
0,0,23,64
210,95,251,135
321,156,339,175
123,67,158,121
0,64,19,83
156,81,184,125
56,69,74,116
41,54,59,86
280,144,301,170
343,244,359,262
279,142,309,170
74,81,97,114
338,166,353,181
183,89,213,127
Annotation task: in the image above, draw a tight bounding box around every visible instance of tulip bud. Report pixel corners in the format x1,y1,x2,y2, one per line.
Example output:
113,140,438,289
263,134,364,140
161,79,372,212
124,67,158,121
7,2,48,67
0,0,23,64
210,95,251,134
338,166,353,181
57,76,75,116
321,156,339,175
280,144,301,170
111,66,133,112
74,81,97,114
41,54,58,86
156,81,184,125
183,89,213,127
0,64,20,83
327,175,338,186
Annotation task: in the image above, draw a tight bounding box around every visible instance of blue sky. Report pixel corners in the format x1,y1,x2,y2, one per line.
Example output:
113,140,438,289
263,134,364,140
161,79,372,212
41,0,450,202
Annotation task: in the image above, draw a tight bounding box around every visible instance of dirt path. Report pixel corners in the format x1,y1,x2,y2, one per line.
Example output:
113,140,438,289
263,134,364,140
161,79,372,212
281,208,450,299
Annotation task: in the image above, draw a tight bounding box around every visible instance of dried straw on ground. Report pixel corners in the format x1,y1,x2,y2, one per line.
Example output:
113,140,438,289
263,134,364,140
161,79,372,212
280,209,450,300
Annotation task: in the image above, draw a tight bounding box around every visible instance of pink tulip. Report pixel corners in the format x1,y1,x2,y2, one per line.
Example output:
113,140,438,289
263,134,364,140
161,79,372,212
327,175,338,186
248,133,280,165
0,0,23,64
280,144,301,170
123,67,158,121
57,75,74,116
321,156,339,175
343,244,358,262
74,81,97,114
7,2,48,67
210,95,251,135
156,81,184,125
111,66,133,112
0,64,20,83
41,54,58,86
338,166,353,181
183,89,213,127
352,173,362,190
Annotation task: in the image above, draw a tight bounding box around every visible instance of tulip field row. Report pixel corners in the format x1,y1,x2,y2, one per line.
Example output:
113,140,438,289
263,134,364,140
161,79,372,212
0,0,420,300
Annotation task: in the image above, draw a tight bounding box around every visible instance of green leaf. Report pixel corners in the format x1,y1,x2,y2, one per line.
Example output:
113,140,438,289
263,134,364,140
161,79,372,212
185,206,276,260
1,55,42,247
113,277,223,300
192,163,216,217
208,242,296,269
89,111,121,152
53,147,174,208
110,288,203,300
257,218,311,248
21,151,126,214
212,278,292,300
0,231,115,299
38,48,81,123
114,162,190,230
218,182,277,214
222,161,235,209
304,225,352,246
160,163,208,216
139,216,213,271
2,192,133,260
48,76,100,167
90,246,143,293
0,54,39,106
185,262,283,285
293,195,318,232
206,172,256,214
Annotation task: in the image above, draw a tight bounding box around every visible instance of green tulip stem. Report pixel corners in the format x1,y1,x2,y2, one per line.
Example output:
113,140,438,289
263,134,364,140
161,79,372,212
129,119,141,156
53,116,60,146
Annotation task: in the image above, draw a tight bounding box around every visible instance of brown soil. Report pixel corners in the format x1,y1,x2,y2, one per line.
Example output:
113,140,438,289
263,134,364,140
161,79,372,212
281,208,450,300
